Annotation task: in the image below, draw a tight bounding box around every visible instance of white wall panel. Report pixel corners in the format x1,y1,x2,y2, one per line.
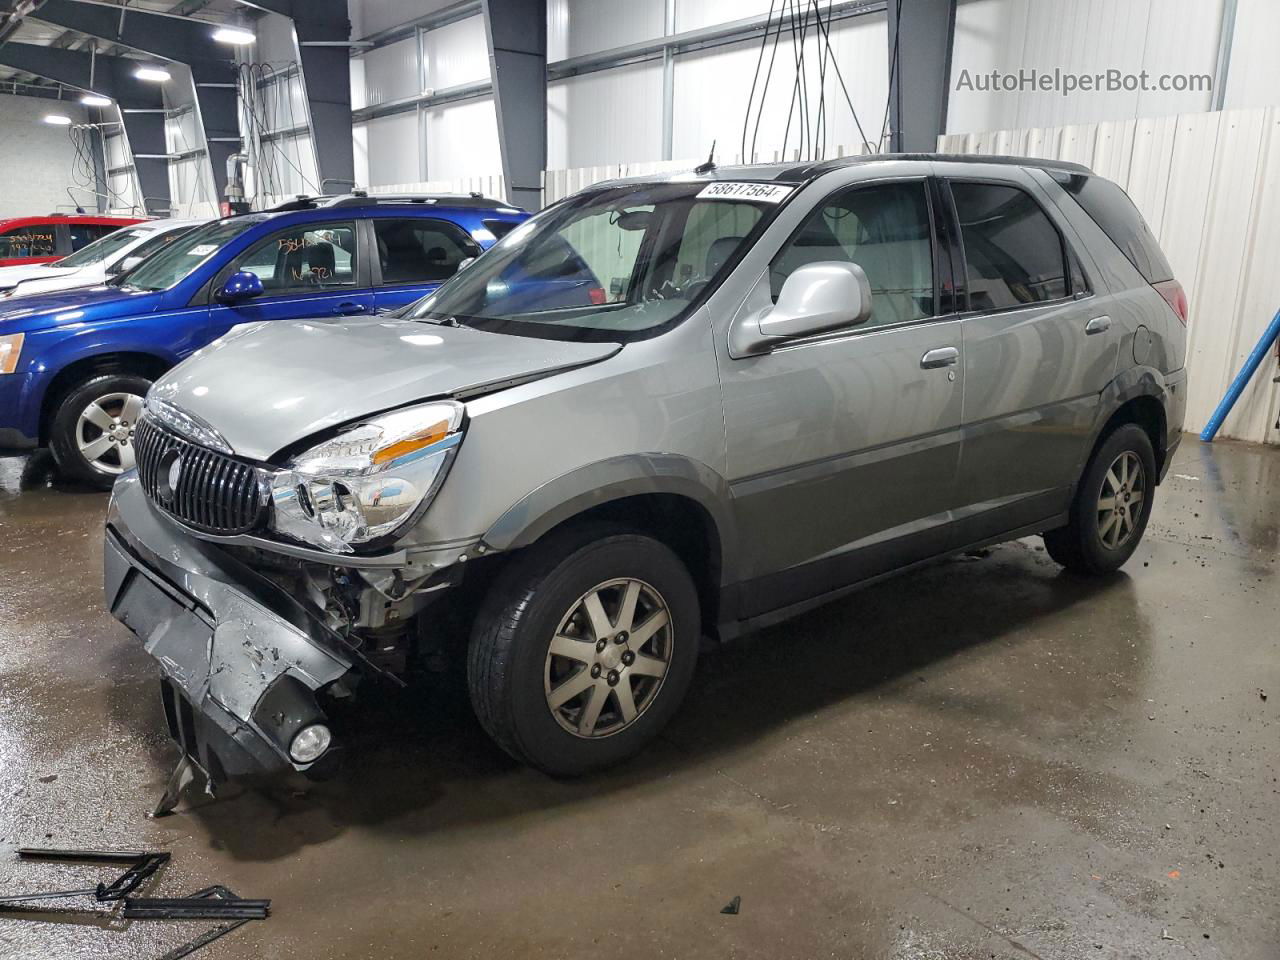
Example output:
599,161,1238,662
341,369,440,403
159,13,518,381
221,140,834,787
424,96,501,180
104,130,131,170
547,0,664,61
423,15,491,89
365,111,421,186
0,95,90,217
939,106,1280,445
1222,0,1280,110
351,0,458,39
672,13,888,163
361,35,420,107
948,0,1222,135
256,12,299,65
548,62,664,168
674,0,774,33
353,120,370,188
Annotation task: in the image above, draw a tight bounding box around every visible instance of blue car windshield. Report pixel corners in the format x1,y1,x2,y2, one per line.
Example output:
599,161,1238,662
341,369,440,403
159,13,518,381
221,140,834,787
121,216,267,292
405,182,780,342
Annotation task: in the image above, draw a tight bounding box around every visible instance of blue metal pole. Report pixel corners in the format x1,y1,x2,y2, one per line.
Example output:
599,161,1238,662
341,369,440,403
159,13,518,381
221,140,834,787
1200,307,1280,442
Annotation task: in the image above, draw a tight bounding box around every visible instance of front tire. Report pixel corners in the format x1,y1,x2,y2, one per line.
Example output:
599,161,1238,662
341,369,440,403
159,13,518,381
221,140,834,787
48,372,151,490
468,528,700,776
1043,423,1156,575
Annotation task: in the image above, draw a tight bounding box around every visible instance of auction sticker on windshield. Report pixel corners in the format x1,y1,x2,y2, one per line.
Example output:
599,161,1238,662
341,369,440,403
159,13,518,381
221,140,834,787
187,244,218,256
696,182,794,203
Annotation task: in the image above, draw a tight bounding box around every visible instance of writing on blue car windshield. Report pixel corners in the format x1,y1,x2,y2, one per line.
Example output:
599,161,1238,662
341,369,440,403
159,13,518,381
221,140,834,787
121,216,267,292
405,182,780,341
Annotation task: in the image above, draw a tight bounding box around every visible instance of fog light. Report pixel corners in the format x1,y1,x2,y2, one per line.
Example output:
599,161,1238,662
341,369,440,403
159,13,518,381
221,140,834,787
289,723,332,763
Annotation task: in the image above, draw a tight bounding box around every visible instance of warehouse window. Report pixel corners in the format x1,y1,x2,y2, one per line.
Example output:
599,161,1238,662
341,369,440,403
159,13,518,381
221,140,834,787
950,182,1068,310
770,181,935,328
374,218,480,284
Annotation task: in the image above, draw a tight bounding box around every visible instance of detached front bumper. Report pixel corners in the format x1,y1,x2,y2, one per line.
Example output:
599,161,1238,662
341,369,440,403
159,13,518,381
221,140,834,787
105,474,355,779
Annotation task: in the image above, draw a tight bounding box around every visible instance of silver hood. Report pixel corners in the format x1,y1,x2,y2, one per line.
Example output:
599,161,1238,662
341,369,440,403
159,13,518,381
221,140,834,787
149,316,620,461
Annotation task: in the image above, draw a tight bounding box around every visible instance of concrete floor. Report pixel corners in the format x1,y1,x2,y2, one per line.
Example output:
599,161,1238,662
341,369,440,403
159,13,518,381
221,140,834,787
0,438,1276,960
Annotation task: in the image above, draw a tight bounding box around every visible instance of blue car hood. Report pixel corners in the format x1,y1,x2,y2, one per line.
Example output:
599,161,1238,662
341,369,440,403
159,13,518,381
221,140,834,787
0,284,166,333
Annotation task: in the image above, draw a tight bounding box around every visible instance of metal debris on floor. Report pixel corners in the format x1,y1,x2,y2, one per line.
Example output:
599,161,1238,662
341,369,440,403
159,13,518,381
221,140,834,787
0,846,269,958
720,895,741,915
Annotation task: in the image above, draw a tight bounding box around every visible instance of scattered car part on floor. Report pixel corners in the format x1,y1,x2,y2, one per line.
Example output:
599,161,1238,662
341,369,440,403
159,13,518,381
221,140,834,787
0,847,171,905
0,847,269,958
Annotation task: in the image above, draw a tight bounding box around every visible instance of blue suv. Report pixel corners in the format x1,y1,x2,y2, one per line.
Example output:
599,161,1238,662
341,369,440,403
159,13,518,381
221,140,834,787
0,194,527,487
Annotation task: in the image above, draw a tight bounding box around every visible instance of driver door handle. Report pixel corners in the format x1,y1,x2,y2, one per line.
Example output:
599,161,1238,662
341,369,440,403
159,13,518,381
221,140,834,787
1085,315,1111,335
334,301,367,315
921,346,959,369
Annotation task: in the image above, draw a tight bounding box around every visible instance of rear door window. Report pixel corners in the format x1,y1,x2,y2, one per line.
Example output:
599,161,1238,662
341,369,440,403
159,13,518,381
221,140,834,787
70,223,120,251
0,223,57,258
1050,171,1172,283
950,182,1068,311
233,222,358,292
373,218,480,284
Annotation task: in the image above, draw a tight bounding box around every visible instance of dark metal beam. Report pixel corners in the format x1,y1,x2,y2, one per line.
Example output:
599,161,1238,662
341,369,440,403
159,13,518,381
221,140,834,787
32,0,239,195
0,41,169,212
886,0,957,152
238,0,354,193
482,0,545,210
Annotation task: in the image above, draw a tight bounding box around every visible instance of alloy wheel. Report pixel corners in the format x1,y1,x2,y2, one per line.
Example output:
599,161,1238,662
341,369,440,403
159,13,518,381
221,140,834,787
1096,450,1145,549
76,392,144,475
543,577,673,738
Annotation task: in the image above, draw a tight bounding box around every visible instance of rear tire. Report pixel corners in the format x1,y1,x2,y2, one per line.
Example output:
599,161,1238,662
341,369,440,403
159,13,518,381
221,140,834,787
48,372,151,490
1043,423,1156,575
468,527,700,776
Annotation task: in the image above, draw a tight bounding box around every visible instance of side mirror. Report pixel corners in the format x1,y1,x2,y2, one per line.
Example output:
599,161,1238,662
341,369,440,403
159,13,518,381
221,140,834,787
218,270,264,304
111,255,143,275
734,262,872,354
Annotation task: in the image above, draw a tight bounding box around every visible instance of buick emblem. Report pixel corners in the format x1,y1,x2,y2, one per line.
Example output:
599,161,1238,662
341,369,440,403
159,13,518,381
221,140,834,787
167,456,183,493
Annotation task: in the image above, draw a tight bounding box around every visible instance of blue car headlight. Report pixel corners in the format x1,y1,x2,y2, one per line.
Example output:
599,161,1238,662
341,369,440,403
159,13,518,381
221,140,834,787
269,401,464,552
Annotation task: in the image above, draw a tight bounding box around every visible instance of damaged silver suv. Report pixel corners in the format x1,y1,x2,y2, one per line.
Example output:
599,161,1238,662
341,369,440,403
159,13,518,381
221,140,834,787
105,155,1187,783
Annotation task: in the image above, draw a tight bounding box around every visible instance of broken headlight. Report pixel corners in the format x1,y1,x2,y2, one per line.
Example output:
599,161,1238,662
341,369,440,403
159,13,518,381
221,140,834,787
269,401,464,553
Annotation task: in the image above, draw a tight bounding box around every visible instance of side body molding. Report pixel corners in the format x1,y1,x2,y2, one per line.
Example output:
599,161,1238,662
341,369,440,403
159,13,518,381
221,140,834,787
480,454,740,585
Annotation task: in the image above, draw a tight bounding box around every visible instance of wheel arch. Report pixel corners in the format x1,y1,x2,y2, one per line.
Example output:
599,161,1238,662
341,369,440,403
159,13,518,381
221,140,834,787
480,455,738,633
38,350,174,445
1087,367,1172,482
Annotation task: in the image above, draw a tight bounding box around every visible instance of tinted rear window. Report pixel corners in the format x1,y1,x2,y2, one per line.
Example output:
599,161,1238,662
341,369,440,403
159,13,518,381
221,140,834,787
483,219,521,239
1052,172,1173,284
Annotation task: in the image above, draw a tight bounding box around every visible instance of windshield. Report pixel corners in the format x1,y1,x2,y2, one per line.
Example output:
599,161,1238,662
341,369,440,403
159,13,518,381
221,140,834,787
57,227,150,268
405,181,782,341
122,216,265,292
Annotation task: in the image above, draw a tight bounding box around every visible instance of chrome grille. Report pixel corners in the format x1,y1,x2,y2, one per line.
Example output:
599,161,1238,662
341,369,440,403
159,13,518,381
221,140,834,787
134,416,267,535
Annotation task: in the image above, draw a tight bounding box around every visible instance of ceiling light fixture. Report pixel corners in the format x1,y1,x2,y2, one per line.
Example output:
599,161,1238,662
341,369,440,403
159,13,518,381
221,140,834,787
134,66,171,82
212,26,255,45
80,94,112,107
43,114,73,125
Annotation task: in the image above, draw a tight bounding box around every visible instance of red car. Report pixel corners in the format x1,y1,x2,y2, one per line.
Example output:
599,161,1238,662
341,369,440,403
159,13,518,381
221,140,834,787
0,214,148,268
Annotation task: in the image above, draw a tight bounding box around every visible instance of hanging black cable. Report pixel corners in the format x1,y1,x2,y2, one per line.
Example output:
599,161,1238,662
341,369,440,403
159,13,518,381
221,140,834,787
879,0,905,152
750,3,788,162
741,0,779,162
809,1,874,153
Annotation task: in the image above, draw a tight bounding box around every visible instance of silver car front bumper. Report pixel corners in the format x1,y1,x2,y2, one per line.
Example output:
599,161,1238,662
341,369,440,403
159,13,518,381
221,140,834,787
105,474,355,778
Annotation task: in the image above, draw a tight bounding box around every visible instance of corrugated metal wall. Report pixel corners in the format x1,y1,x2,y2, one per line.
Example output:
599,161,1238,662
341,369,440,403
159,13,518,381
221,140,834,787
940,107,1280,446
948,0,1224,135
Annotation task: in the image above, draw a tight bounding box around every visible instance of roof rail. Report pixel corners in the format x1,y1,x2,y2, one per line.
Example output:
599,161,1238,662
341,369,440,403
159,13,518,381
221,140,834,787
266,193,522,212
